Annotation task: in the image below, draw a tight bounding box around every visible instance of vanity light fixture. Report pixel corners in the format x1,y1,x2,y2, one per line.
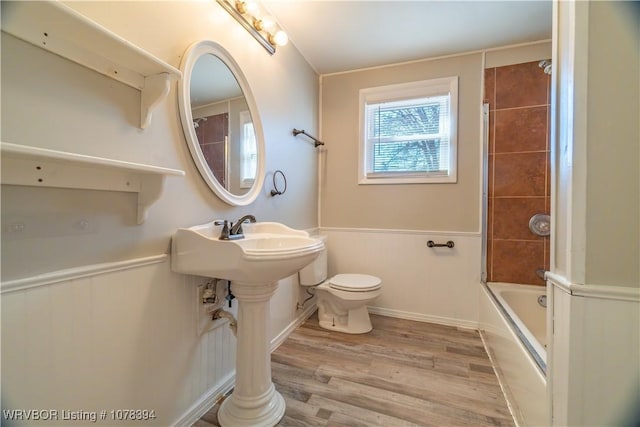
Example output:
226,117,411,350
216,0,288,55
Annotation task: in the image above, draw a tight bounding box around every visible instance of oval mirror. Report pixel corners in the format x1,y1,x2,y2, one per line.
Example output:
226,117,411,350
178,40,265,206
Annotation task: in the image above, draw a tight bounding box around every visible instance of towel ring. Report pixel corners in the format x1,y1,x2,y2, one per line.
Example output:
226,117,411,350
270,170,287,196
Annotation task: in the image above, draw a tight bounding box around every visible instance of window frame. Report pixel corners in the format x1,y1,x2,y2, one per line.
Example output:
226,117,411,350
239,110,257,189
358,76,458,185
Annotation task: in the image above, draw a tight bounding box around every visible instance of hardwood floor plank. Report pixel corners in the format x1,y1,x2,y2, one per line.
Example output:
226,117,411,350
315,362,513,420
307,394,421,427
310,395,432,427
278,398,327,427
194,313,515,427
191,419,216,427
292,320,495,370
325,376,507,427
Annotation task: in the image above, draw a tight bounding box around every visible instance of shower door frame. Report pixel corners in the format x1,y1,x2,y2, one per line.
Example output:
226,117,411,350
481,103,490,285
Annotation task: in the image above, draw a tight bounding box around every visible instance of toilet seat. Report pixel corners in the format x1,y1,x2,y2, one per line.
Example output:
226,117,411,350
328,274,382,292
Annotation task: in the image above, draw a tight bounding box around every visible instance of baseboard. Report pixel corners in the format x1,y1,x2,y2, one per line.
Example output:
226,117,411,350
270,302,317,352
368,306,479,330
173,372,235,427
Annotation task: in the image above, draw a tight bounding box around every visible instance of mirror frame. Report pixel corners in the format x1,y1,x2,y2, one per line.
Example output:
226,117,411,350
178,40,265,206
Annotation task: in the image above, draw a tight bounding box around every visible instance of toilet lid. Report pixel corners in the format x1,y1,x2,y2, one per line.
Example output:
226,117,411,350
329,274,382,292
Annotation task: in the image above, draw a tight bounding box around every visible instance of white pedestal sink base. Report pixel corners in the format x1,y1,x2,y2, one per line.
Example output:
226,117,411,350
217,281,285,427
218,385,285,427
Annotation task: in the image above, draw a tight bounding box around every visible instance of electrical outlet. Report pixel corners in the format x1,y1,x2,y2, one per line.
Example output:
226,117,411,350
196,281,224,335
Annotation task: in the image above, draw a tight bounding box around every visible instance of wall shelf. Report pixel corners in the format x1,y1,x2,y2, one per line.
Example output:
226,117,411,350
1,0,182,129
1,142,186,224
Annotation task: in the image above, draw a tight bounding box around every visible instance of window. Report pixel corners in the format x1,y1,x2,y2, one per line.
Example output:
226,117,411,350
239,110,257,188
359,76,458,184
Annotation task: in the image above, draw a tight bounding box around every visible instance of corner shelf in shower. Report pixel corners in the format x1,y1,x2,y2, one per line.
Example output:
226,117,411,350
1,142,186,224
1,0,182,129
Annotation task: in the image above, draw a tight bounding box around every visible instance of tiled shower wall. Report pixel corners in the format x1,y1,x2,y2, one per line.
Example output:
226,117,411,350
485,61,550,286
195,113,228,187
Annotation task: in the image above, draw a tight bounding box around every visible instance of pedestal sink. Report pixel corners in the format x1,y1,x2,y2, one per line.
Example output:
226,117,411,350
172,221,324,426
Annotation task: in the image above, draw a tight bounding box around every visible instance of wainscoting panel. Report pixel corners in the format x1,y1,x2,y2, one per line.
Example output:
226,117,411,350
320,228,483,328
2,255,312,426
548,275,640,426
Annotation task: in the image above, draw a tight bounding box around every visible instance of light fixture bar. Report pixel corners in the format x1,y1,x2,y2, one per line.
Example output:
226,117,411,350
216,0,275,55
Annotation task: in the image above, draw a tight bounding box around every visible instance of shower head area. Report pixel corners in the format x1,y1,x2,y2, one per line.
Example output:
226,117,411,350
538,59,552,75
483,59,551,286
193,117,208,129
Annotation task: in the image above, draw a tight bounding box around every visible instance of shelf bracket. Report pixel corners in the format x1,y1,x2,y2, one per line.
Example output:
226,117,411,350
141,73,172,129
136,174,166,224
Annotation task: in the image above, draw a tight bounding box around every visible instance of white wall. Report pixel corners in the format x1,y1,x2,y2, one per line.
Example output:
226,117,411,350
549,1,640,425
549,279,640,426
322,229,481,328
2,259,237,426
1,1,319,424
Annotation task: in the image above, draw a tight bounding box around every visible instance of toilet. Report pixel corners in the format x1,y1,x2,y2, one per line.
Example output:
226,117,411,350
298,236,382,334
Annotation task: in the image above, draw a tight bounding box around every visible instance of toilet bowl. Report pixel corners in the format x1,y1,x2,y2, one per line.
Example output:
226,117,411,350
298,236,382,334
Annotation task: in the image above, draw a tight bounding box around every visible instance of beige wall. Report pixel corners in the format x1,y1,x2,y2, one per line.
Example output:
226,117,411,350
320,53,483,232
552,1,639,288
1,1,320,280
584,1,639,287
485,41,551,68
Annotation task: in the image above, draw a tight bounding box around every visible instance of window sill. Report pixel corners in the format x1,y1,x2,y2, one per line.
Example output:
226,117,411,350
358,173,457,185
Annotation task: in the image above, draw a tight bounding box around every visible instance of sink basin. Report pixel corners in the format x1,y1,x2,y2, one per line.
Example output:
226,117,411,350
171,221,324,283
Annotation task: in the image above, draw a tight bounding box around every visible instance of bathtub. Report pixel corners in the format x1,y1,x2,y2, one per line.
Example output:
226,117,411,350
479,282,548,426
489,282,547,370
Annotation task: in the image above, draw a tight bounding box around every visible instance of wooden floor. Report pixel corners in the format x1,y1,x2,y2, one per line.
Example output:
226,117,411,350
194,313,515,427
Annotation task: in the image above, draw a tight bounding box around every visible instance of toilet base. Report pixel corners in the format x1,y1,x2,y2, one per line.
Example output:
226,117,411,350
317,304,373,334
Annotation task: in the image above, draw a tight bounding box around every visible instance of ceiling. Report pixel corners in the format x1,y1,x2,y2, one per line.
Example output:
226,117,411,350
263,1,553,75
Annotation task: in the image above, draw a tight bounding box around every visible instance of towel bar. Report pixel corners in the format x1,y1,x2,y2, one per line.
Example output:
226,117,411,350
427,240,455,248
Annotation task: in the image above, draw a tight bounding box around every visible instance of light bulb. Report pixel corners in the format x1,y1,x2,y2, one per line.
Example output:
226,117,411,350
245,1,259,15
269,30,288,47
260,15,276,32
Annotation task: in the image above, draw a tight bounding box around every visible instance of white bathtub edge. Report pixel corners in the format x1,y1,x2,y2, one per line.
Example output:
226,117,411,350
479,283,548,426
488,282,547,369
479,329,524,427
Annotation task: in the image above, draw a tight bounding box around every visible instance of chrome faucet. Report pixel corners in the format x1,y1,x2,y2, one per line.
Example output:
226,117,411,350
230,214,256,236
213,220,232,240
214,215,256,240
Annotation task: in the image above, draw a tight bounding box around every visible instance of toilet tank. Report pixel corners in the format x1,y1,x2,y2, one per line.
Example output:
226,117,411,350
299,235,327,286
